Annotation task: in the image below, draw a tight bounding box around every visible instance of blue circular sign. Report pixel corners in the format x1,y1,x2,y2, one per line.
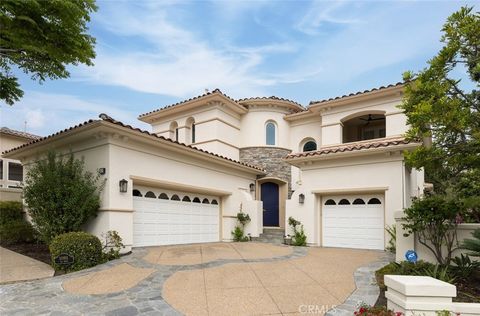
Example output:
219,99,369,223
405,250,418,263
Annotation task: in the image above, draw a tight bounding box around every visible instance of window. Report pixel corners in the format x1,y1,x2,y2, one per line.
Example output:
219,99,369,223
8,163,22,181
175,128,179,142
145,191,156,198
0,160,2,179
171,194,180,201
202,198,210,204
211,199,218,205
182,196,191,202
159,193,169,200
193,197,201,203
338,199,350,205
169,121,178,141
133,190,142,197
191,124,196,143
368,198,381,205
353,198,366,205
324,199,336,205
303,141,317,152
266,122,276,145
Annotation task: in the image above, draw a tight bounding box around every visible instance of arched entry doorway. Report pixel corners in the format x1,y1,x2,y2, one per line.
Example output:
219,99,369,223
261,182,279,227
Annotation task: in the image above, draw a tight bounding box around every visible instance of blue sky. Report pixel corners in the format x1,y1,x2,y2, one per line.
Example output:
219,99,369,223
0,0,476,136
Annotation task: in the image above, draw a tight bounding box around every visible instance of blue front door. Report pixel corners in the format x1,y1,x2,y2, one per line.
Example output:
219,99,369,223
261,182,279,227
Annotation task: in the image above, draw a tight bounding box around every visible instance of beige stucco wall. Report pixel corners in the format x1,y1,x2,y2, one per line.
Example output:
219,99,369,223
286,152,419,247
239,107,291,148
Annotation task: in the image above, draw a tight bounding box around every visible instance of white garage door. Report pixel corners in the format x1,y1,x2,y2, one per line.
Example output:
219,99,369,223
133,188,220,247
322,195,384,250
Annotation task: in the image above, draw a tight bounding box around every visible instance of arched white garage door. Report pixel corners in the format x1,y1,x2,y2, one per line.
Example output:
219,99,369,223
322,195,384,250
133,188,220,247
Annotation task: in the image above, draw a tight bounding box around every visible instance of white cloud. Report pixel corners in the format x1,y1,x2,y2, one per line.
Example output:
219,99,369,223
296,1,361,35
0,91,148,136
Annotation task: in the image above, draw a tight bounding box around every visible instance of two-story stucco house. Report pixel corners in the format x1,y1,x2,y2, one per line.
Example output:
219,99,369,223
3,82,424,252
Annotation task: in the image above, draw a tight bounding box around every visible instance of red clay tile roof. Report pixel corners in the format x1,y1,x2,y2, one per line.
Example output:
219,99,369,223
237,96,305,111
3,114,265,173
0,127,41,140
308,81,405,106
138,89,241,119
285,136,417,160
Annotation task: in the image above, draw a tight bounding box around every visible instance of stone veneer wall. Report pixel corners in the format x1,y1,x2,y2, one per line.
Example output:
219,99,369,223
239,147,293,198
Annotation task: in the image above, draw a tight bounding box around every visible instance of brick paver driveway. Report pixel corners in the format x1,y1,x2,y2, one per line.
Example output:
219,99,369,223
0,243,390,316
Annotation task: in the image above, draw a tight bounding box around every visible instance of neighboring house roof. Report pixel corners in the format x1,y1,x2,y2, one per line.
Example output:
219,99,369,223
2,114,265,173
0,127,41,140
308,81,405,106
285,136,418,160
138,89,245,121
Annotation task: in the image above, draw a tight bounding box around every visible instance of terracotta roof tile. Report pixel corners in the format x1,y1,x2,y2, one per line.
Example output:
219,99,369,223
308,81,405,106
0,127,41,140
237,96,305,111
3,114,265,173
285,136,416,159
138,89,242,118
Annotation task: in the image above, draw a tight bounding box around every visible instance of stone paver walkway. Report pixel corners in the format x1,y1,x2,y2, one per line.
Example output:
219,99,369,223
0,243,390,315
0,247,54,284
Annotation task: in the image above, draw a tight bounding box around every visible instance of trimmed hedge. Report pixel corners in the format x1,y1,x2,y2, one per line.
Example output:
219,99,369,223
0,201,24,225
49,232,103,272
0,220,36,245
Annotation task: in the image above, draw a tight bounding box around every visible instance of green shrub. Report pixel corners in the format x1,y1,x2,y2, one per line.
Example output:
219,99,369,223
231,204,251,242
23,151,105,244
451,254,480,281
0,201,24,225
0,220,36,245
288,216,307,246
232,226,248,242
101,230,125,260
354,303,397,316
50,232,103,272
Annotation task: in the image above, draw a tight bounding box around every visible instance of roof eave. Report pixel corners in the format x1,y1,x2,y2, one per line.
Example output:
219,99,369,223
284,142,421,166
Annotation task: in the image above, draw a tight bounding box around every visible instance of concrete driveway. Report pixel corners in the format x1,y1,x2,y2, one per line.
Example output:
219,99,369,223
0,247,54,284
0,243,389,316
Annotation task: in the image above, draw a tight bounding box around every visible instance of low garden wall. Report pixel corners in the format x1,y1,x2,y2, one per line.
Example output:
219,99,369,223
0,188,22,202
394,210,480,263
385,275,480,315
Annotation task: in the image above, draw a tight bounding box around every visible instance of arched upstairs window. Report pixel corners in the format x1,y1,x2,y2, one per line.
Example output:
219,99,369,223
202,198,210,204
133,189,142,197
186,117,195,144
145,191,156,198
368,198,382,205
182,196,191,202
171,194,180,201
303,141,317,152
266,121,276,145
324,199,336,205
159,193,169,200
353,198,366,205
338,199,350,205
193,197,201,203
211,199,218,205
169,121,179,141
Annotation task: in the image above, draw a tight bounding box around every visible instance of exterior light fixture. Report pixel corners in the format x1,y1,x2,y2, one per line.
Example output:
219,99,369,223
299,194,305,204
284,234,292,245
249,183,255,192
98,168,106,175
119,179,128,193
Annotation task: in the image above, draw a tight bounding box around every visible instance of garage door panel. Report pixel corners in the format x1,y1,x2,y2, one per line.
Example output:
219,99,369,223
322,195,384,250
133,191,220,247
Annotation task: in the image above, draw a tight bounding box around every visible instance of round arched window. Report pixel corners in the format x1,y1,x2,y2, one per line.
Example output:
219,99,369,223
266,122,276,145
303,141,317,152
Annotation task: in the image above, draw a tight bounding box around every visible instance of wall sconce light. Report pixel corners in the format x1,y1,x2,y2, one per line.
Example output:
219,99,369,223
249,183,255,192
119,179,128,193
299,194,305,204
98,168,106,175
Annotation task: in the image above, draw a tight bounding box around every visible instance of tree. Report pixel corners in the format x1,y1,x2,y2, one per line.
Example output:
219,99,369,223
400,6,480,201
23,151,104,243
0,0,97,105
